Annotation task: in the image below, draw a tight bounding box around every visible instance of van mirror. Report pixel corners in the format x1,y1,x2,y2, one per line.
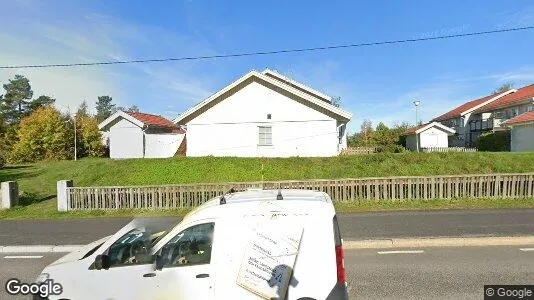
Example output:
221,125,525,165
94,254,110,270
155,254,164,271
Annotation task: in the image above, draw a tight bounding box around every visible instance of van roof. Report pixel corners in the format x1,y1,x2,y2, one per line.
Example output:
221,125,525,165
182,189,333,221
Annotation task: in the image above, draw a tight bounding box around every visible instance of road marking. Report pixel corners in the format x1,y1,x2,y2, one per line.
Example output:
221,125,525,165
4,255,43,259
377,250,425,255
519,248,534,252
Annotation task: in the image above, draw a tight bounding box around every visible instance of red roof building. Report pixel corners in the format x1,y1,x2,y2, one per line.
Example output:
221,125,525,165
505,111,534,126
473,84,534,114
433,93,503,122
126,112,177,129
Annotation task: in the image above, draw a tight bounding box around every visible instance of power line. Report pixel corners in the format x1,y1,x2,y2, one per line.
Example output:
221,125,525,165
1,26,533,69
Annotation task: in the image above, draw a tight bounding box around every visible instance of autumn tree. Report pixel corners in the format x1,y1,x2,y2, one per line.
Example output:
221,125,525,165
10,107,71,162
75,115,105,158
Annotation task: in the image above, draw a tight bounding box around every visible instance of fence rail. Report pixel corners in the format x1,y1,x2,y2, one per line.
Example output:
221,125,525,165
422,147,477,153
64,173,534,211
340,147,378,155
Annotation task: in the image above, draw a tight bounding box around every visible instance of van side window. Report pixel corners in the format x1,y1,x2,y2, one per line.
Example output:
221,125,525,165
106,228,159,268
158,223,215,268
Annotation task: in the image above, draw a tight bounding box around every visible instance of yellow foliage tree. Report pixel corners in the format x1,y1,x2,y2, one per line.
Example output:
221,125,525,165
10,107,72,162
76,115,105,158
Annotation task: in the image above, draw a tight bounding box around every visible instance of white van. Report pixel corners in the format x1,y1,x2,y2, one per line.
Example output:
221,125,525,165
35,189,348,300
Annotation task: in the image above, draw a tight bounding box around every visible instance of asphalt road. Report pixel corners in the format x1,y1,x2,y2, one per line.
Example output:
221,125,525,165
1,246,533,299
1,208,534,245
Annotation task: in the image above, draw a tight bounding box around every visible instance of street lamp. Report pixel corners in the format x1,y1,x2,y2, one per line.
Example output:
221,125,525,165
58,104,77,161
413,100,421,125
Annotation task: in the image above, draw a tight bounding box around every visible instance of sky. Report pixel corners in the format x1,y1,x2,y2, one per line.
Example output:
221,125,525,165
1,0,534,133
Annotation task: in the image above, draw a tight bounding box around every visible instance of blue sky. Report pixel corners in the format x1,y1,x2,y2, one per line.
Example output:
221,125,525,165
1,0,534,132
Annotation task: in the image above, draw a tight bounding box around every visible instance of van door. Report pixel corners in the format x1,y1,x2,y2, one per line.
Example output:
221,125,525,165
148,222,216,300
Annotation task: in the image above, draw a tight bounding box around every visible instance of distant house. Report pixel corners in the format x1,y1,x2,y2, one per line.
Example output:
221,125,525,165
173,69,352,157
467,84,534,146
504,111,534,152
432,90,514,147
99,111,186,159
404,122,455,151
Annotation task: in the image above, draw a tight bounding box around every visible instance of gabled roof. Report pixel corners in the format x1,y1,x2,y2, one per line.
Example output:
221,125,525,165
262,69,332,103
99,111,184,132
504,111,534,126
173,70,352,125
473,84,534,114
127,112,176,128
433,90,514,122
405,122,455,135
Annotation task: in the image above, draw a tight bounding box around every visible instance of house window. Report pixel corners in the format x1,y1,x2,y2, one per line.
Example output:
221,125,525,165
258,126,272,146
267,114,272,120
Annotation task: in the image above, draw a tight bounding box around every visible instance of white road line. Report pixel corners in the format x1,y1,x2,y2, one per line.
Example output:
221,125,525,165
4,255,43,259
519,248,534,252
377,250,425,255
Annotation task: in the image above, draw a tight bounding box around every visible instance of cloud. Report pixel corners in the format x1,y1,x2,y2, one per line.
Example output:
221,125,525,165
0,2,218,116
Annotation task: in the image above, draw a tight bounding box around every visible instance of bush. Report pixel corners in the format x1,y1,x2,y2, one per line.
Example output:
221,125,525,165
477,131,510,152
0,153,4,168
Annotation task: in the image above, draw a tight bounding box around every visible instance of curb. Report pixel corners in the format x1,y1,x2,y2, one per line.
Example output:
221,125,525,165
2,236,534,253
343,236,534,249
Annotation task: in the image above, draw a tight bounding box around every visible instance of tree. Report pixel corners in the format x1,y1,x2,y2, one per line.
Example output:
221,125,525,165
1,75,33,123
331,96,341,108
117,105,140,113
10,107,71,162
95,96,115,122
75,115,105,158
29,95,55,112
77,100,90,118
494,82,514,94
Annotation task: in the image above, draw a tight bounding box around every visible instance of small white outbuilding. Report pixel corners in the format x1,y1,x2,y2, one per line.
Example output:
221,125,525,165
99,111,186,159
505,111,534,152
404,122,455,151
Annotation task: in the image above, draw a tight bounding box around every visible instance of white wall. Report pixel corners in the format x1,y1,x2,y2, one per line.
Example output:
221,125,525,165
419,127,449,148
511,123,534,152
186,80,344,157
144,134,185,158
109,119,144,159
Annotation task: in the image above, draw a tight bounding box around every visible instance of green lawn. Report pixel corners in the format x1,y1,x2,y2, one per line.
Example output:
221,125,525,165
1,152,534,219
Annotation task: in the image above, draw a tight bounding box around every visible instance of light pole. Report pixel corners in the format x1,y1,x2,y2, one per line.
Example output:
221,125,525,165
413,100,421,125
58,104,77,161
413,100,421,152
73,115,77,161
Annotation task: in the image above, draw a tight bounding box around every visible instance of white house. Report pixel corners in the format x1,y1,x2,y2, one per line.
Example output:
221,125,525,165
505,111,534,152
432,90,514,147
404,122,456,151
173,69,352,157
99,111,186,159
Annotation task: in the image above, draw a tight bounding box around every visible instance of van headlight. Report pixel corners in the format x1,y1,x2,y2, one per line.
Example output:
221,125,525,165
35,273,50,283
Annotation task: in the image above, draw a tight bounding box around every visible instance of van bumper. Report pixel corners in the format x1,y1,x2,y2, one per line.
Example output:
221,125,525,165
326,283,349,300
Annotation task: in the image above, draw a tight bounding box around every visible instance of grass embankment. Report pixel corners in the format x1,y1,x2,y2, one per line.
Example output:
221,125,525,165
1,152,534,219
